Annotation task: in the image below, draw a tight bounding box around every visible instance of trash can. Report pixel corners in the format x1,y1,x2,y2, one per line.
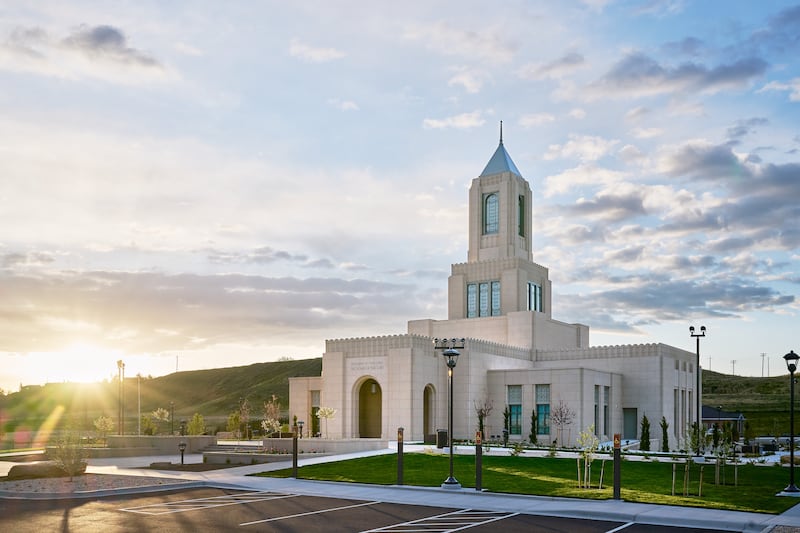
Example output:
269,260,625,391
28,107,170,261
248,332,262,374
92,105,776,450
436,429,448,448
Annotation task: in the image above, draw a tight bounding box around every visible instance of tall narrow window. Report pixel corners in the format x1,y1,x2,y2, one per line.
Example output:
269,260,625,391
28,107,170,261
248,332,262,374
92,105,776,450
518,195,525,237
527,282,543,312
491,281,501,316
310,390,321,437
603,386,610,437
594,385,600,436
508,385,522,435
479,282,489,317
467,283,477,318
483,193,498,234
536,384,550,435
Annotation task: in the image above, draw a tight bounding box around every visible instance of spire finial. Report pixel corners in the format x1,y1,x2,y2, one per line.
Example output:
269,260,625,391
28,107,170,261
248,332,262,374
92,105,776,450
499,120,503,144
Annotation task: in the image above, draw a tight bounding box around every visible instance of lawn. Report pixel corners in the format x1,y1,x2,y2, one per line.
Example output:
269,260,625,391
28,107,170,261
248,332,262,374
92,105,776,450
254,452,800,514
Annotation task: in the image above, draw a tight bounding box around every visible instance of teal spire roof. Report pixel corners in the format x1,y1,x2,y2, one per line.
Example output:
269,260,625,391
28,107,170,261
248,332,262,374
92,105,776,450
480,121,522,177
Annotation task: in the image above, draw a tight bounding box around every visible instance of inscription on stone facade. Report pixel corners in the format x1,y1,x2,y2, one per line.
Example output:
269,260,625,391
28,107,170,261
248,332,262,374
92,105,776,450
349,359,385,373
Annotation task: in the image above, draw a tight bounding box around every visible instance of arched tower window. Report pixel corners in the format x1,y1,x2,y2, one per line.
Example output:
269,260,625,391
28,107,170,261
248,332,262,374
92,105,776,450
483,193,498,234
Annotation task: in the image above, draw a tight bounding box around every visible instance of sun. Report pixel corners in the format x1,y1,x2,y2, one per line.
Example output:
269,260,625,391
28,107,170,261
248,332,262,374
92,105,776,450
34,342,124,384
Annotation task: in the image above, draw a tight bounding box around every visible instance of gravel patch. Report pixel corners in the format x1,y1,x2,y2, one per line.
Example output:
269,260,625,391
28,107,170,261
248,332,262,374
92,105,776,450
0,473,191,495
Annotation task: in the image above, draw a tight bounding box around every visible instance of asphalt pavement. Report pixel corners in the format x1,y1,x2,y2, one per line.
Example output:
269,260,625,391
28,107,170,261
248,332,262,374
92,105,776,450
2,444,799,533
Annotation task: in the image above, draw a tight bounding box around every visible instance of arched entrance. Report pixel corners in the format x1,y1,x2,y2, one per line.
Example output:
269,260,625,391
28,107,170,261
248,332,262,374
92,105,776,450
358,379,382,438
423,384,435,440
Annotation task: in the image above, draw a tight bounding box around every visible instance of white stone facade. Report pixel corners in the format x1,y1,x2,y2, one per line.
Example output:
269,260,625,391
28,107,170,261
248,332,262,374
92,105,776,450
289,136,698,450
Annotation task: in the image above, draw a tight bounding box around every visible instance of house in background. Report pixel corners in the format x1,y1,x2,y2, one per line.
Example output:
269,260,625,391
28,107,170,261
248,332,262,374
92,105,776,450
702,405,745,436
289,130,698,449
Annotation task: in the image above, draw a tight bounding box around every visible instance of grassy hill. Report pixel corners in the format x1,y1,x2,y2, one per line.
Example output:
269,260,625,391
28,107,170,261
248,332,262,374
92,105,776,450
702,369,793,437
0,359,793,439
0,357,322,435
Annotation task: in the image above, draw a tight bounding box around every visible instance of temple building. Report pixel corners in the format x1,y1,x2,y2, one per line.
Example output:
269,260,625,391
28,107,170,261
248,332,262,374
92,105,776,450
289,131,698,448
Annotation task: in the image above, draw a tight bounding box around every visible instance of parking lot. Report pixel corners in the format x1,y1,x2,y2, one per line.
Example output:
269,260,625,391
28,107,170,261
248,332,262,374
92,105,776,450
0,487,741,532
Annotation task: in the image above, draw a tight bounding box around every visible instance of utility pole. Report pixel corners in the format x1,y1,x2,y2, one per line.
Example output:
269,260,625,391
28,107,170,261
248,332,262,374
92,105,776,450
731,360,736,376
761,352,767,378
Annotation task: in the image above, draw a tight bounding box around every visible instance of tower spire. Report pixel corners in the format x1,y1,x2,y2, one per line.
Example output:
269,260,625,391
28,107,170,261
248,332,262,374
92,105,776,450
499,120,503,145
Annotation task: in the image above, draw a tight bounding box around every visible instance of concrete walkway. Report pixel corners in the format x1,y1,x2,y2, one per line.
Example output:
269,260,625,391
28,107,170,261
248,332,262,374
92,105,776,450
2,446,800,533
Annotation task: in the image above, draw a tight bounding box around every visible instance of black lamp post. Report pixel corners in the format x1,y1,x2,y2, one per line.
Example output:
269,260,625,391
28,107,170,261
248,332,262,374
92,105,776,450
781,350,799,494
178,441,186,465
117,360,125,436
434,337,464,489
690,326,706,456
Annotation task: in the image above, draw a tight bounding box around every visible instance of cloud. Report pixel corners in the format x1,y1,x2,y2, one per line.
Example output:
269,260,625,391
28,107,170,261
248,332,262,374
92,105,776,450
328,98,359,111
661,37,705,57
289,38,345,62
0,268,425,354
61,25,159,66
657,140,750,181
543,134,620,162
517,52,585,80
588,53,768,99
403,21,515,63
0,24,171,84
422,110,485,129
726,117,769,141
568,108,586,119
568,189,648,222
542,163,627,197
519,113,555,127
631,127,663,139
758,78,800,102
447,66,490,93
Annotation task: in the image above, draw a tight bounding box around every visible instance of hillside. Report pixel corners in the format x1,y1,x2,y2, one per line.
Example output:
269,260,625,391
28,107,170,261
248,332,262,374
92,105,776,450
0,357,322,433
702,370,792,436
0,360,793,438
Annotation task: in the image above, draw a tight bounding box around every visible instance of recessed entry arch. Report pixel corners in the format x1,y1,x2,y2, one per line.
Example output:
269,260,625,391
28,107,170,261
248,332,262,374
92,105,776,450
355,377,382,438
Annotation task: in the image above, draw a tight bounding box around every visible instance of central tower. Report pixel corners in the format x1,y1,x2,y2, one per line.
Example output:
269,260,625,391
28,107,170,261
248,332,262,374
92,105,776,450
448,125,552,322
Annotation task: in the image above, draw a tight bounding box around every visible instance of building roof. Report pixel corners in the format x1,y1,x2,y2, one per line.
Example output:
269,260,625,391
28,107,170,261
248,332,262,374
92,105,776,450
701,405,745,421
480,141,522,177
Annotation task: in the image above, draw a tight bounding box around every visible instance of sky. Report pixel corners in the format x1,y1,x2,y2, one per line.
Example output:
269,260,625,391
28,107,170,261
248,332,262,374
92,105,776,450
1,1,799,392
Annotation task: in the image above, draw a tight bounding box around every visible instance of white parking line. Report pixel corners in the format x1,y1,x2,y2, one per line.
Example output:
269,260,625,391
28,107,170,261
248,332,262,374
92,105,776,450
240,500,381,526
605,522,635,533
361,509,519,532
121,491,297,515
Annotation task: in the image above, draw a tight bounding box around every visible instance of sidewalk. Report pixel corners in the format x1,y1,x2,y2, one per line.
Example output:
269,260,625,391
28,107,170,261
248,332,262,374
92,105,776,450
3,446,799,532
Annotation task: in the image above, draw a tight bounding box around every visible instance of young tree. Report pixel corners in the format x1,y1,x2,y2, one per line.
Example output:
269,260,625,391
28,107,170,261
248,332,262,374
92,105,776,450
239,398,251,440
660,416,669,452
226,411,241,438
529,410,538,445
53,417,87,481
473,398,493,439
262,394,282,437
316,406,336,438
577,424,600,488
140,415,157,436
640,415,651,451
93,415,114,445
152,407,170,435
187,413,206,435
550,400,576,446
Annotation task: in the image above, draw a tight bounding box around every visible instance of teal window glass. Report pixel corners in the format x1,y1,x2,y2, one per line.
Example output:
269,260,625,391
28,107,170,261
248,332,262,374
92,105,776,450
491,281,501,316
483,193,498,234
467,283,477,318
508,385,522,435
479,282,489,317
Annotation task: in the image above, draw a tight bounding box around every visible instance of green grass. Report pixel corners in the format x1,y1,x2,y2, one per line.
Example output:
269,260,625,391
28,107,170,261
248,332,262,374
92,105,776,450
254,453,800,514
